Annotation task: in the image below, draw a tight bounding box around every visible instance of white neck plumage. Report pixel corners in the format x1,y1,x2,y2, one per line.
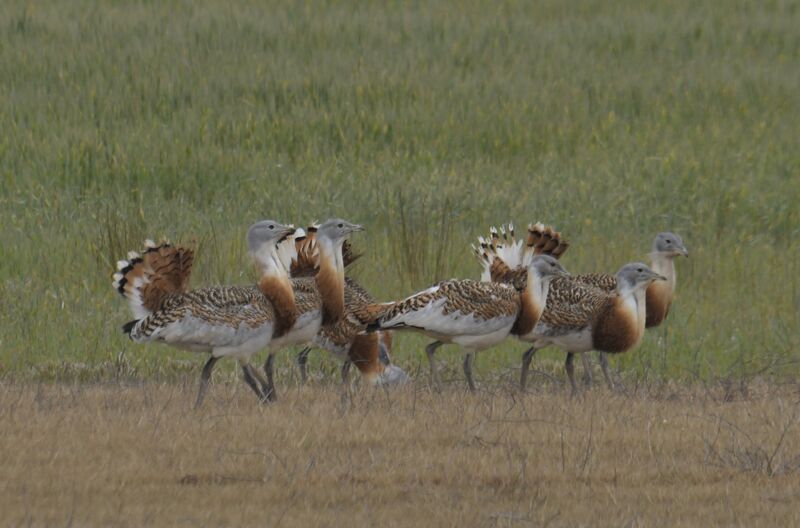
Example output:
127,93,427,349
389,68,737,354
318,238,344,272
616,279,648,330
253,244,289,281
649,253,677,294
524,267,550,315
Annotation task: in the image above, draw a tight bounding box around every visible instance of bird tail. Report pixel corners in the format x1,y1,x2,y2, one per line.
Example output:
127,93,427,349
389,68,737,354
274,227,301,275
112,240,194,320
288,223,361,278
526,222,569,259
357,303,397,332
472,223,525,284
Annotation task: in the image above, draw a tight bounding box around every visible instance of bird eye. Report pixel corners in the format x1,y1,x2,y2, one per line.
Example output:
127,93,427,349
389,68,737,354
666,239,671,244
338,223,344,228
268,225,274,229
637,268,643,272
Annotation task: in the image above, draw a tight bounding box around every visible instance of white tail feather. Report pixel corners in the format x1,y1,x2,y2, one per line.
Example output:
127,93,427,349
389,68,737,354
275,228,301,273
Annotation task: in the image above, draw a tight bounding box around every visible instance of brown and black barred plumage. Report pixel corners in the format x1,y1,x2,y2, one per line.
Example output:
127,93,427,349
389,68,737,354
113,240,194,319
473,223,570,291
372,280,522,339
474,224,683,393
365,255,567,391
113,220,298,407
286,226,407,386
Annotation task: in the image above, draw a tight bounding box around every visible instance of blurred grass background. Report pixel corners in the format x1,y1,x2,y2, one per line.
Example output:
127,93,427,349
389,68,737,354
1,0,798,383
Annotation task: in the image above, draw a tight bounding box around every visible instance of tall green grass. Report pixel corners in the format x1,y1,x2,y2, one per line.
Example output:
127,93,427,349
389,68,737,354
1,0,798,382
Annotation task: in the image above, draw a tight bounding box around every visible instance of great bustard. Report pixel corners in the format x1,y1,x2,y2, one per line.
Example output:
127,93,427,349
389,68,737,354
475,224,679,393
284,225,408,387
112,220,296,408
364,255,567,391
258,218,365,401
562,232,688,386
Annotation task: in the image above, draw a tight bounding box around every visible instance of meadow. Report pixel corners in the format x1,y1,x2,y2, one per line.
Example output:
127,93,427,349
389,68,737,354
0,0,799,524
1,0,799,382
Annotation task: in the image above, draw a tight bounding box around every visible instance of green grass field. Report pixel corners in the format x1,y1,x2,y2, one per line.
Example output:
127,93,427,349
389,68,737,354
1,0,799,384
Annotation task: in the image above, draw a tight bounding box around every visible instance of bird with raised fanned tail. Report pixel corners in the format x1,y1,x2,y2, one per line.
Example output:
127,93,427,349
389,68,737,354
258,218,365,401
364,254,568,392
475,223,679,393
286,224,408,387
112,220,296,408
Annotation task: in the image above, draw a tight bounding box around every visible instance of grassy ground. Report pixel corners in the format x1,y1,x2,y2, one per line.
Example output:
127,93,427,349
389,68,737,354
1,3,799,523
1,0,799,382
3,381,800,526
1,0,799,384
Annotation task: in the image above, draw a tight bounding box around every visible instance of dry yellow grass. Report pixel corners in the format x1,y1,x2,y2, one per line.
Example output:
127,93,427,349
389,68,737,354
2,380,800,527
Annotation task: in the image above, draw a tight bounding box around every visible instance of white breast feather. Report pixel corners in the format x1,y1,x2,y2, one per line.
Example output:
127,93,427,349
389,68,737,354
142,314,275,358
270,309,322,348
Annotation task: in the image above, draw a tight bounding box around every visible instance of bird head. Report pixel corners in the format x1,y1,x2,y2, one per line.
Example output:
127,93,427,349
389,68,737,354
652,232,688,258
529,254,569,281
247,220,296,253
315,218,364,246
616,262,667,292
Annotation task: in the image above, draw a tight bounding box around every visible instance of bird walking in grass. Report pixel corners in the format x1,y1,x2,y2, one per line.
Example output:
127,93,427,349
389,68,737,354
565,232,688,387
364,254,568,392
112,220,296,408
258,218,365,401
287,224,408,388
475,223,678,393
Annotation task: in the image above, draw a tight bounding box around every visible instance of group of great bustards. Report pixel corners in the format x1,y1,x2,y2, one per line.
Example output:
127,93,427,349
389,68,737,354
113,218,687,407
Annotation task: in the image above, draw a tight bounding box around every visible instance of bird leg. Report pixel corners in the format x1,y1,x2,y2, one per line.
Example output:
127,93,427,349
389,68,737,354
341,360,352,385
247,364,272,401
425,341,443,392
565,353,578,397
581,353,594,387
463,352,476,393
297,347,312,385
598,352,616,391
194,356,220,409
262,352,278,402
239,360,266,402
520,346,538,391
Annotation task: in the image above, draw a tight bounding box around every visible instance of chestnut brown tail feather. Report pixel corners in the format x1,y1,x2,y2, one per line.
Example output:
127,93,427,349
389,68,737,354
112,240,194,319
526,223,569,259
290,225,361,278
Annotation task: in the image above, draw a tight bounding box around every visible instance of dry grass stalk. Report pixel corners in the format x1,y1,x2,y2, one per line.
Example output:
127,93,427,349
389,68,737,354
2,381,800,526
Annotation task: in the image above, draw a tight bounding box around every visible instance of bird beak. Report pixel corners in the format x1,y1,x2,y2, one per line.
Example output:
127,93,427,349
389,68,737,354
278,225,296,241
679,247,689,258
350,224,364,233
655,273,668,281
